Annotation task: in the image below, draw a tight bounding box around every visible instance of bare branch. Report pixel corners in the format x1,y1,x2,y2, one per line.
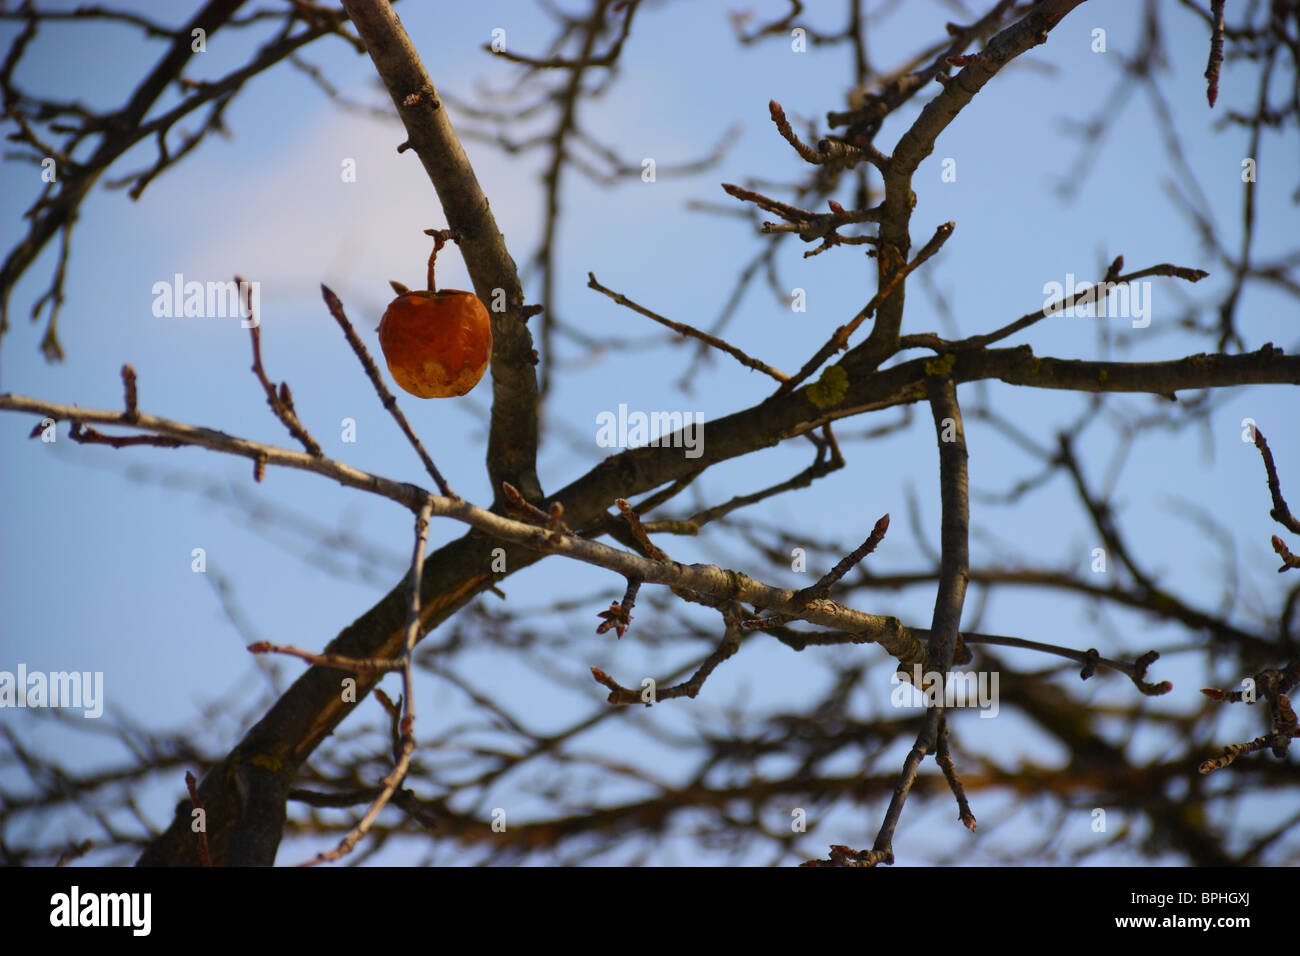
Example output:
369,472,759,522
587,272,788,382
340,0,544,505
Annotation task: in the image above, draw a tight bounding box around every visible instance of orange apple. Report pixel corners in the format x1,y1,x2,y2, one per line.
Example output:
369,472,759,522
378,289,492,398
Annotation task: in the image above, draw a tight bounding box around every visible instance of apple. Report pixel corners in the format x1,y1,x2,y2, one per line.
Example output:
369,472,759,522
378,287,492,399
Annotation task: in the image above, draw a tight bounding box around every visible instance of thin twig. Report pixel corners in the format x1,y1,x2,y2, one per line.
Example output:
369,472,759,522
320,285,455,497
1205,0,1225,108
587,272,788,382
243,276,323,458
778,221,955,396
591,616,745,705
300,495,434,865
1252,427,1300,535
935,717,976,830
796,513,890,601
901,259,1210,355
246,641,408,675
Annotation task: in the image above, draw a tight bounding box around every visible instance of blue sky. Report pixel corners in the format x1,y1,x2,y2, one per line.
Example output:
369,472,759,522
1,0,1297,865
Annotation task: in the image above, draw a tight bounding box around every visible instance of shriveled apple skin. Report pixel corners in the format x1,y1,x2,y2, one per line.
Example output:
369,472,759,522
378,290,492,398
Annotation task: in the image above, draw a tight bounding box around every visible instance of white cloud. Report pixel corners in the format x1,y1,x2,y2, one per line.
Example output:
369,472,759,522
191,109,546,316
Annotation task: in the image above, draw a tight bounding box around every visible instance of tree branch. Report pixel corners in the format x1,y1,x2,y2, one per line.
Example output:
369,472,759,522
340,0,544,506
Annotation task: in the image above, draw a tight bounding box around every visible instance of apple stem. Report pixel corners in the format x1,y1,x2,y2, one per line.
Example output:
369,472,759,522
423,229,447,292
